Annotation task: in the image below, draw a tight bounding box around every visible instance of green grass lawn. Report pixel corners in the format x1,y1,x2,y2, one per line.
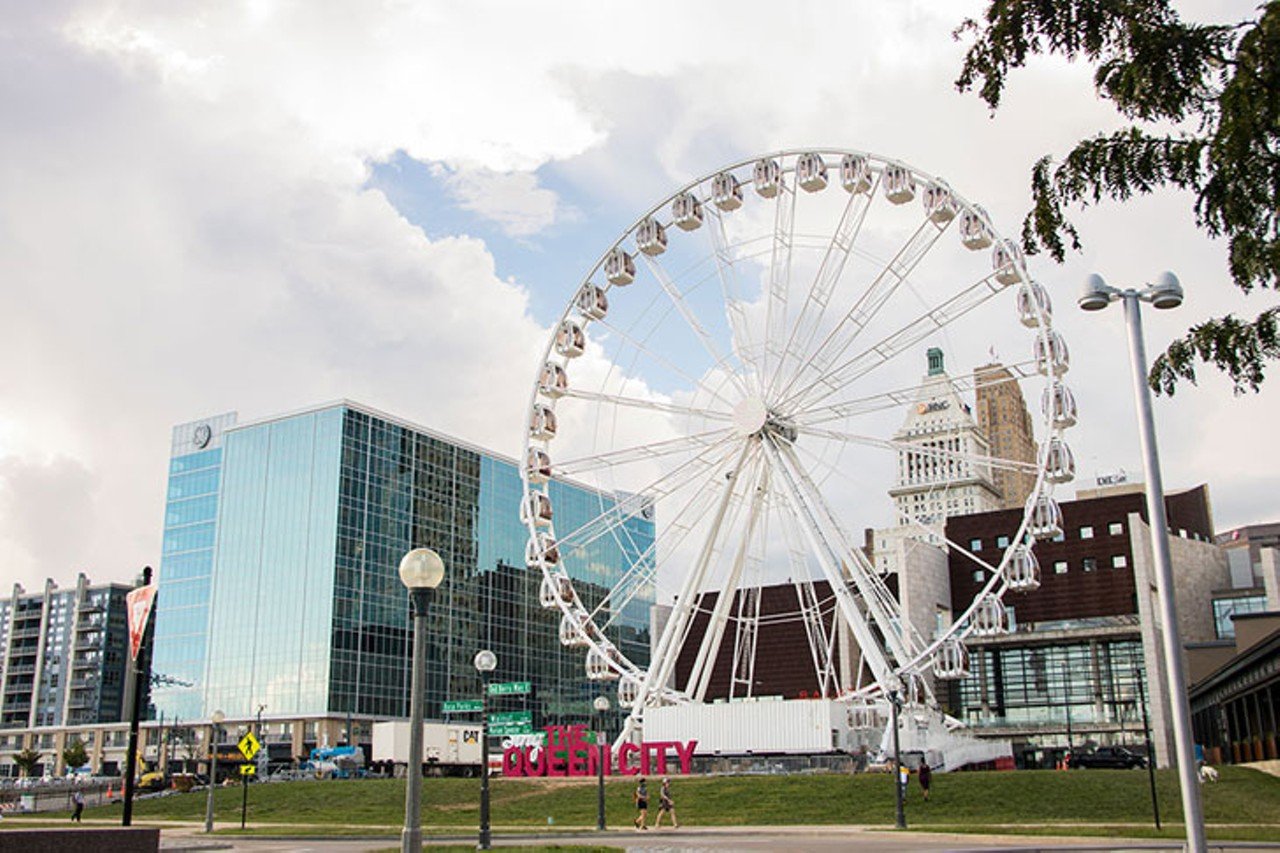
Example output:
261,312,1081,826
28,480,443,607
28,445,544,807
26,766,1278,839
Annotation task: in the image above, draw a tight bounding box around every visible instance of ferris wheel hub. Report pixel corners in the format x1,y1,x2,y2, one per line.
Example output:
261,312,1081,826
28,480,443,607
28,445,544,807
731,397,768,437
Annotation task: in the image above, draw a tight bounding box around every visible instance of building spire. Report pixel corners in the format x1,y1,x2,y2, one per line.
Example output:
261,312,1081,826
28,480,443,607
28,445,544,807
927,347,945,376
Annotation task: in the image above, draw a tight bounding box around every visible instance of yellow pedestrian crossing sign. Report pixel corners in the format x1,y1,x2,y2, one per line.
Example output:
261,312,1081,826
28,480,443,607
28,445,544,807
240,763,256,776
238,732,261,762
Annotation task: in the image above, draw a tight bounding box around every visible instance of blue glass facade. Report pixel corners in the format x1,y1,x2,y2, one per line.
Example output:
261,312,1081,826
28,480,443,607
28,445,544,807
151,413,237,720
199,403,653,724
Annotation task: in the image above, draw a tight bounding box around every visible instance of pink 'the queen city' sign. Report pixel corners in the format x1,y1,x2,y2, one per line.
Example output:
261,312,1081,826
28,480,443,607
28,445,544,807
501,724,697,778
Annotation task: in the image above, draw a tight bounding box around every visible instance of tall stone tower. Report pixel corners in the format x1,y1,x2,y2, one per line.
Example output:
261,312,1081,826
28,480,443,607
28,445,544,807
973,361,1038,510
884,348,1002,545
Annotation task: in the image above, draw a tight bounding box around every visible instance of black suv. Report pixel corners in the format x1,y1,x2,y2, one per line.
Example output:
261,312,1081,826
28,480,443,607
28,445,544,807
1072,747,1147,769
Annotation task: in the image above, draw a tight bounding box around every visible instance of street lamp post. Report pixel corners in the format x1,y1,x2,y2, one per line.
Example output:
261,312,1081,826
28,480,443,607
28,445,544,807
1079,271,1205,853
593,694,610,831
398,548,446,853
474,649,497,850
890,692,906,830
204,710,224,834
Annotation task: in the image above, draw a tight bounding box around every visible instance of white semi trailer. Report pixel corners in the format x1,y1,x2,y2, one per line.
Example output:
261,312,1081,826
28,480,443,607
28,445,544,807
372,721,483,776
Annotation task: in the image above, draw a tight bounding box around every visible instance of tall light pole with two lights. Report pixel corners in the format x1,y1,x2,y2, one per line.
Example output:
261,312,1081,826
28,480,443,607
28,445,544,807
398,548,446,853
1078,271,1205,853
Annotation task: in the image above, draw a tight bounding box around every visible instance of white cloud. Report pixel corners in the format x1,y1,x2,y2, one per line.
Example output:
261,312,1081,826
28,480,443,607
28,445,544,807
0,0,1274,599
439,166,565,237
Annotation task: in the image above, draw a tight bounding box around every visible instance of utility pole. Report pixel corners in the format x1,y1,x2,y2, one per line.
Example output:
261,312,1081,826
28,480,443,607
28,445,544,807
122,566,154,827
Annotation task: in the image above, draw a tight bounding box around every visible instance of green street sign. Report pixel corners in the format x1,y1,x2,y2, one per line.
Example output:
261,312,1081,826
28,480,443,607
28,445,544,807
489,710,532,724
490,722,534,736
443,700,483,713
488,681,531,696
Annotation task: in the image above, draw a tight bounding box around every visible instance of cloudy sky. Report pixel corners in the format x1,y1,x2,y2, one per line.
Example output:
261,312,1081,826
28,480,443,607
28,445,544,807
1,0,1274,594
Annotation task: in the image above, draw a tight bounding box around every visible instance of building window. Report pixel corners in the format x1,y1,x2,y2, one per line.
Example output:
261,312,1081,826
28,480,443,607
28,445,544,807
972,570,985,583
970,538,983,552
1109,522,1124,536
1080,526,1094,539
1212,595,1268,639
1082,557,1097,572
1112,555,1128,569
1052,530,1065,543
996,535,1010,549
1179,529,1188,538
1054,561,1068,574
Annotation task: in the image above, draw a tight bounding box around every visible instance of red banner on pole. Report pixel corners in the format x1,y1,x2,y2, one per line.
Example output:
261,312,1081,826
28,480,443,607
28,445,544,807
126,585,158,661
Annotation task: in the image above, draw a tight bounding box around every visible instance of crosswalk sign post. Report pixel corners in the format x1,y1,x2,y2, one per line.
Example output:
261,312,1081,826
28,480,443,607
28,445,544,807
237,730,262,828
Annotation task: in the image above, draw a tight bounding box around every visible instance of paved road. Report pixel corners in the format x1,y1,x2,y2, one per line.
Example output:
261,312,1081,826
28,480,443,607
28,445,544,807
168,827,1280,853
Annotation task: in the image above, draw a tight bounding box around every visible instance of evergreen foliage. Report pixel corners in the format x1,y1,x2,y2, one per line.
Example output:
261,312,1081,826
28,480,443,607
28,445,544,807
13,747,42,777
955,1,1280,393
62,737,89,771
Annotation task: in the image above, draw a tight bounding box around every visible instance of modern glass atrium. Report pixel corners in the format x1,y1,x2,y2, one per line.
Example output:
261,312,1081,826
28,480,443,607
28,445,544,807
188,402,652,726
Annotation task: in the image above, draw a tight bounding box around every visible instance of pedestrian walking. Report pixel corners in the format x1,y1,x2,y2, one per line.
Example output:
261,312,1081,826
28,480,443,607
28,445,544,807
71,790,84,822
653,777,679,828
917,763,932,801
633,776,650,830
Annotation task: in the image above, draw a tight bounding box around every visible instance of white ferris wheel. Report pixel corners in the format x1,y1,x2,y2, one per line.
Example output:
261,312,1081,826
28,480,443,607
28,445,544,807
520,149,1077,744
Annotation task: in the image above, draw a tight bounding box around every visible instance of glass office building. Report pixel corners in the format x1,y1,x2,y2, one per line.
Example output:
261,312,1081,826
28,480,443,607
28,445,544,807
196,402,653,725
151,413,238,720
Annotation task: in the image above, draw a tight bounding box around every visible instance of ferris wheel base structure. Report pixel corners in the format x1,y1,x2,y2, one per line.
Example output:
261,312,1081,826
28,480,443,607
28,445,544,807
644,698,1012,772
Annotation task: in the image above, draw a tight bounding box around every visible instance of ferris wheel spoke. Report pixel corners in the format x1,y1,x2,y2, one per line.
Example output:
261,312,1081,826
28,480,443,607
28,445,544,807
792,358,1039,427
780,268,1010,414
639,252,754,400
593,317,740,411
774,213,949,406
558,435,738,564
795,425,1041,475
766,180,878,400
592,473,727,633
760,183,798,398
705,207,768,389
553,427,735,477
559,387,735,424
687,457,771,702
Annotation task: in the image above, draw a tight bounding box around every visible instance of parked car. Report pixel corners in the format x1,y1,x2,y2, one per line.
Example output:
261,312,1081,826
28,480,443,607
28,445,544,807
1072,747,1146,769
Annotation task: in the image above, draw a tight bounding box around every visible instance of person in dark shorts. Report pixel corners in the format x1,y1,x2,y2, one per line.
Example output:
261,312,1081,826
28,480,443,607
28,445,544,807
71,790,84,822
633,777,649,830
653,777,679,828
917,763,932,801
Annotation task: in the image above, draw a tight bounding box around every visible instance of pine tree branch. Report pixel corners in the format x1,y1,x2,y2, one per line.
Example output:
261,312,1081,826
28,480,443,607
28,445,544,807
1020,131,1205,259
1150,308,1280,395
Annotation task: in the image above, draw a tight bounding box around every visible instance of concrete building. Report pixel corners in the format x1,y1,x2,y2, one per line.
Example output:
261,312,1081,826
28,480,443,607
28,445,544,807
1190,556,1280,766
973,361,1038,510
944,483,1228,768
0,576,138,731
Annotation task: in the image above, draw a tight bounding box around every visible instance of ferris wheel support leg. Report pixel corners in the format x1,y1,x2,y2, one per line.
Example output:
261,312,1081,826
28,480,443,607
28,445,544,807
761,439,899,692
687,460,770,702
630,443,753,728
